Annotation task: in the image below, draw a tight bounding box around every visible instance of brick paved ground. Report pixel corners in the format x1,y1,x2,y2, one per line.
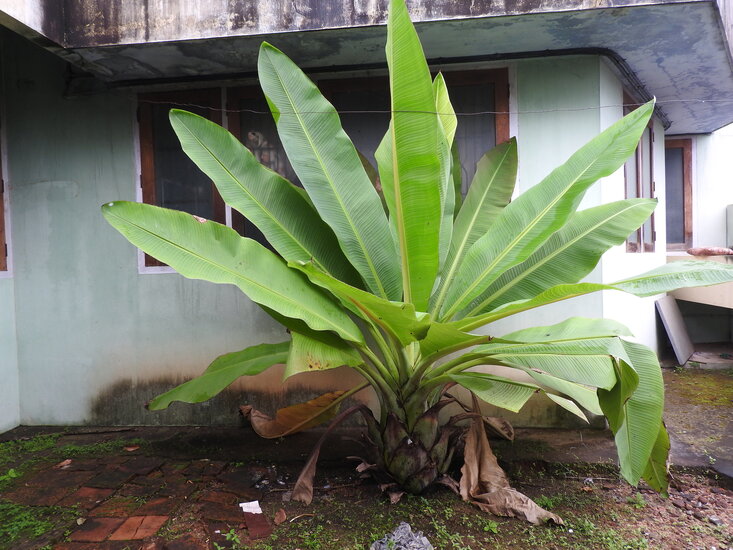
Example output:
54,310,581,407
0,426,357,549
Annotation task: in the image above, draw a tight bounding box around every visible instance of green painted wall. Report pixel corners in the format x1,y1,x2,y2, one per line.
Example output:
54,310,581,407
0,277,19,432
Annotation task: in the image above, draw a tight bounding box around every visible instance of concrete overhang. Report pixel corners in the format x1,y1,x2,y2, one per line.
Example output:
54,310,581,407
2,0,733,134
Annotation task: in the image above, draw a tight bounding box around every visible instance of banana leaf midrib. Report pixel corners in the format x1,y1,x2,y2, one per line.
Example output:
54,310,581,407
107,209,361,342
264,47,389,300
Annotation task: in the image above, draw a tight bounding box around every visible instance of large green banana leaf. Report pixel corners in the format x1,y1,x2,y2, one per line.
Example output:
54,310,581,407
433,73,457,272
419,322,489,363
147,342,289,410
431,139,517,314
614,260,733,295
257,43,401,301
454,259,733,332
375,0,443,310
643,424,670,495
168,109,359,285
599,341,664,490
451,372,539,413
472,338,627,389
465,198,657,316
440,102,655,320
451,371,589,422
102,201,362,343
291,260,431,345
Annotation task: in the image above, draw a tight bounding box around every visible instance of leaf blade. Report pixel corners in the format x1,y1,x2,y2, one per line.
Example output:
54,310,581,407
102,201,363,343
147,342,289,410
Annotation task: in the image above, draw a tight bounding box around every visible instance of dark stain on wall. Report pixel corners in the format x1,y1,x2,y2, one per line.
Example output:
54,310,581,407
90,377,365,427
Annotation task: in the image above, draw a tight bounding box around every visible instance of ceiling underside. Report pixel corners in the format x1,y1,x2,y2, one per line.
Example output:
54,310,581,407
50,2,733,133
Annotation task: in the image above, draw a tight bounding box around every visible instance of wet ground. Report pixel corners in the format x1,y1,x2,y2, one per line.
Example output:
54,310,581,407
0,365,730,549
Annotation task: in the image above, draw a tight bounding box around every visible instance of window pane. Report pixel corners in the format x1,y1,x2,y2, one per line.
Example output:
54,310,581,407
327,76,497,194
451,83,496,194
625,147,639,199
152,102,215,220
233,94,296,246
328,85,391,171
237,96,298,184
665,147,685,244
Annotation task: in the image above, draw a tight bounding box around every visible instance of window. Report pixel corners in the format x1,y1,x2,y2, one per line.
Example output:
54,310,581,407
138,89,224,266
320,69,510,193
138,69,510,265
664,138,692,250
624,94,655,253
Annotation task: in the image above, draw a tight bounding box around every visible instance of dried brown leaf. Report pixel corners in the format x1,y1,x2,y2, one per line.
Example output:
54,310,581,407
240,391,347,439
483,416,514,441
291,405,367,505
459,395,563,525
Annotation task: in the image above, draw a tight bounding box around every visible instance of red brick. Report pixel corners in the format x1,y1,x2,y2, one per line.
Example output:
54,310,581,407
69,517,125,542
243,512,273,540
26,470,95,489
198,501,244,523
59,486,114,509
197,490,238,506
116,457,164,476
109,515,169,540
86,469,135,489
5,485,70,506
163,534,209,550
136,497,176,515
89,495,141,517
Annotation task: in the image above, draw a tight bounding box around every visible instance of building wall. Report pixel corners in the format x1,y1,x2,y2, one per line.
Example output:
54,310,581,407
689,125,733,248
0,278,19,432
1,28,648,426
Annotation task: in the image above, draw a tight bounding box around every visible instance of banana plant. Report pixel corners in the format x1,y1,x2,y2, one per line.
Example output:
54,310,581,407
103,0,733,522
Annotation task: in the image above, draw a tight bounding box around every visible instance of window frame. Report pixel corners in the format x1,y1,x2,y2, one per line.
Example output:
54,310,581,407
623,93,656,253
664,138,692,251
138,88,225,267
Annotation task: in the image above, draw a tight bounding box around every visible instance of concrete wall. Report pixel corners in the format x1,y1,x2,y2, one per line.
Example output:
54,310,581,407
0,278,19,432
688,124,733,248
1,29,651,426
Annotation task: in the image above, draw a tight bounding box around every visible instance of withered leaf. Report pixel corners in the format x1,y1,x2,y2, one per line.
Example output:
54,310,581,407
459,396,563,525
240,391,347,439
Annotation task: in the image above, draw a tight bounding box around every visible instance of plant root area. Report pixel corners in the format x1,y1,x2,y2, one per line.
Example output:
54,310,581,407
0,425,730,550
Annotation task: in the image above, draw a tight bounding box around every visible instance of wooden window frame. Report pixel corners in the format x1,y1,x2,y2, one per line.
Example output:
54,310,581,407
624,93,656,253
664,138,692,251
138,89,224,267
